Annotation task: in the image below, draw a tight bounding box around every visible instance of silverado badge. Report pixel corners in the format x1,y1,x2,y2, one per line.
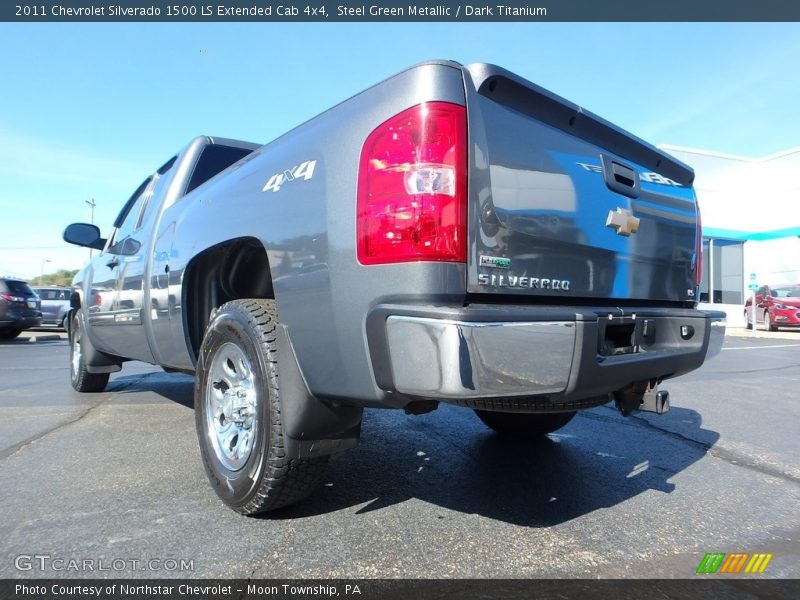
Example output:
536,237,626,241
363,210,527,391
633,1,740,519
606,207,640,236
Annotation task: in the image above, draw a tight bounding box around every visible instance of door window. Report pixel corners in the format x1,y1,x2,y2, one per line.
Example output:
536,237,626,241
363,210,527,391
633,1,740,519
109,177,154,250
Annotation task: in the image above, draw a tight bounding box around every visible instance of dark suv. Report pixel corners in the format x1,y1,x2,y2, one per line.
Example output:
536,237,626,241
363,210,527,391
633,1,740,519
0,278,42,339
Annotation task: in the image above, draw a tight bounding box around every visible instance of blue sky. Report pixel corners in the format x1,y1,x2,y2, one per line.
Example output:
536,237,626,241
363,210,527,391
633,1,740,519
1,22,799,280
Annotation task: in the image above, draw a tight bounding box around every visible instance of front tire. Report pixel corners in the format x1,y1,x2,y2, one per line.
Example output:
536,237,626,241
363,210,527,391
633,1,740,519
69,310,109,392
0,329,22,339
475,410,577,439
194,299,328,515
763,311,777,332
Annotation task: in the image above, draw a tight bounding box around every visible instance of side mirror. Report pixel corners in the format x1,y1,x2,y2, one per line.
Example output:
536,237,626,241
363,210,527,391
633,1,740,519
63,223,106,250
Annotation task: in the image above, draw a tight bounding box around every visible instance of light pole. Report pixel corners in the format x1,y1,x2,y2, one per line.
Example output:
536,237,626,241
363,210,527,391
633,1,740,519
85,198,96,259
40,259,51,282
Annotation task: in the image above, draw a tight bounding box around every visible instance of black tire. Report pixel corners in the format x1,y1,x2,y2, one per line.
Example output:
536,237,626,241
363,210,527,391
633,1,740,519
194,298,328,515
475,410,577,438
69,310,110,393
61,314,69,330
0,329,22,339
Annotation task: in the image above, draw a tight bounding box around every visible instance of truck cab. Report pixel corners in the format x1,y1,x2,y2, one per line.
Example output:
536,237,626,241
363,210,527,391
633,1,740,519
65,136,259,373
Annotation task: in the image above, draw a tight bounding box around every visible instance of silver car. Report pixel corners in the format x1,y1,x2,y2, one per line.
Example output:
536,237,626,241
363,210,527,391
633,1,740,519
33,287,71,329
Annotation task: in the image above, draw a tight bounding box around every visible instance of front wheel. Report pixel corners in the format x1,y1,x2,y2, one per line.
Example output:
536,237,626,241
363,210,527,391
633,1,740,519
474,410,576,439
69,311,109,392
194,299,328,515
763,311,777,332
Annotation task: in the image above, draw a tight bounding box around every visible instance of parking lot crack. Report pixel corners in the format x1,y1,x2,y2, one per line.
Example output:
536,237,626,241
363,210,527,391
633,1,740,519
586,407,800,486
0,371,160,462
0,396,107,461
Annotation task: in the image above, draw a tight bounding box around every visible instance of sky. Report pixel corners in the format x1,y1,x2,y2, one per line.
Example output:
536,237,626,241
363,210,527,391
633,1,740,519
1,21,799,280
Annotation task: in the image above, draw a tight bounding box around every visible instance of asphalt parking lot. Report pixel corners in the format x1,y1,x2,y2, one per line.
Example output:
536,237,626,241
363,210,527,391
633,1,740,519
0,330,798,579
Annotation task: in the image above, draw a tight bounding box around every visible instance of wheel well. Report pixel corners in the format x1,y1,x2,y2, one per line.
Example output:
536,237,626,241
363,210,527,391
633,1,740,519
183,237,274,361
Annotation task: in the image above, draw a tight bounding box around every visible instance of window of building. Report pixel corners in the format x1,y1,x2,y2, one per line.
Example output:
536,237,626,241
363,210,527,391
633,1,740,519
699,238,744,304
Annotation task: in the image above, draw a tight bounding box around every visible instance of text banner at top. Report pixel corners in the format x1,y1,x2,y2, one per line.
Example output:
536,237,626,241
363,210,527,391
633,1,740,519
4,0,800,22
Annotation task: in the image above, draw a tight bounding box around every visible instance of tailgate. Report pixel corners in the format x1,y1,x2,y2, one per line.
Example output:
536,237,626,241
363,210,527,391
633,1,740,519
464,64,699,303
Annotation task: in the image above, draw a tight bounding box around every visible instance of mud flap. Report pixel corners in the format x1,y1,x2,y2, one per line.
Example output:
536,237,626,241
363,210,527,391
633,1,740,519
276,324,362,458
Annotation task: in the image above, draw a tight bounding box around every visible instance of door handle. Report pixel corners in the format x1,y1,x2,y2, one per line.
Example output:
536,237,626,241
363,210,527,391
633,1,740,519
106,256,120,269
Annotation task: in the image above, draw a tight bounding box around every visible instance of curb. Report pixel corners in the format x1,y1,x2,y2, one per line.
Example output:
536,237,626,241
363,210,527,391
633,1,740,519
725,327,800,341
26,334,63,343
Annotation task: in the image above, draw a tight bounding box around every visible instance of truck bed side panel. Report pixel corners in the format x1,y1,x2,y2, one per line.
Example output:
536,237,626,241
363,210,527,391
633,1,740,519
159,62,467,405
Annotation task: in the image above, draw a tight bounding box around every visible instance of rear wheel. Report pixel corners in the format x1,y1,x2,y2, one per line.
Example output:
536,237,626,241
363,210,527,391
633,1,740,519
194,298,328,515
0,329,22,339
69,311,110,392
475,410,576,439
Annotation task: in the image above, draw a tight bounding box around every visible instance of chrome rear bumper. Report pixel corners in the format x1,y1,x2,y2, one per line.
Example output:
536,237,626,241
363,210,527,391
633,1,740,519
372,305,726,402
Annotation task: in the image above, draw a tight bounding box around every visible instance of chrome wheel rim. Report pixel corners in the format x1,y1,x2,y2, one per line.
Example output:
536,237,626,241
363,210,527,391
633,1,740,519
205,342,258,471
70,317,81,380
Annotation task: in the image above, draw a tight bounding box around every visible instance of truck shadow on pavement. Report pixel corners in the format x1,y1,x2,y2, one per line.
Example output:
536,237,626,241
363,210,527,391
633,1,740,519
108,374,720,527
107,371,196,409
270,403,720,527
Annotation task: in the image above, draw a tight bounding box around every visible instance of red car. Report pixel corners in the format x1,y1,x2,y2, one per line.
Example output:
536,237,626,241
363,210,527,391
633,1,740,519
744,284,800,331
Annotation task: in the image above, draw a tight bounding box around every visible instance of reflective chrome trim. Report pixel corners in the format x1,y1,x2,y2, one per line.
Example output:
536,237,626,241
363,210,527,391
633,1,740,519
205,342,259,471
385,316,575,398
706,316,726,360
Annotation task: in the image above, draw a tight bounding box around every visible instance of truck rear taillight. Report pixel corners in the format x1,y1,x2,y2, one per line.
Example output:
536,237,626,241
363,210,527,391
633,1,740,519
357,102,467,265
695,203,703,287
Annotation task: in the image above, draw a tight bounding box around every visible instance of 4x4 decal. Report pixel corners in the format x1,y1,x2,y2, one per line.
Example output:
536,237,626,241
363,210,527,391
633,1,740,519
262,160,317,193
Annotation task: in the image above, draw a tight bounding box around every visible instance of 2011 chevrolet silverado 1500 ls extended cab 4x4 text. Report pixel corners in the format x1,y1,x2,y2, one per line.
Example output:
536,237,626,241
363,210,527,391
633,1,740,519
63,61,725,515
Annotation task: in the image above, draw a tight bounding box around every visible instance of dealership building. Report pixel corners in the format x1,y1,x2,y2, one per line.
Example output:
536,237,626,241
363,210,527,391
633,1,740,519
660,145,800,326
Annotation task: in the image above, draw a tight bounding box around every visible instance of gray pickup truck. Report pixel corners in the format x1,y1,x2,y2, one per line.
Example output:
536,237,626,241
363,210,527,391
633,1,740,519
63,61,725,515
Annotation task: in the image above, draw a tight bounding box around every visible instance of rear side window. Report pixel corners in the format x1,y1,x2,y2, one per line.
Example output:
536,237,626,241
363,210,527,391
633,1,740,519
185,145,253,194
5,280,34,295
37,289,68,300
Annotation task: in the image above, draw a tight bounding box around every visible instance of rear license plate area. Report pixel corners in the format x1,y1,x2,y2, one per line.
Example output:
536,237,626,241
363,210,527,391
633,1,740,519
598,317,639,356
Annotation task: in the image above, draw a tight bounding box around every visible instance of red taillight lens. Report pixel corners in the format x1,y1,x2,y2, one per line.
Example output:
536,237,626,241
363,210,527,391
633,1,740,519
695,203,703,286
357,102,467,265
1,293,25,303
92,293,102,306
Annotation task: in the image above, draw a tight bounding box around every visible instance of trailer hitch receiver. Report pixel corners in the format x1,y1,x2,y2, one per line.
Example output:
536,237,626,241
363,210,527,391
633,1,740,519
614,382,670,416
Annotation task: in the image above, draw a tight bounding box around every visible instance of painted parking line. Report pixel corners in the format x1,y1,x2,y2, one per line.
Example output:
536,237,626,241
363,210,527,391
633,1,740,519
723,344,800,351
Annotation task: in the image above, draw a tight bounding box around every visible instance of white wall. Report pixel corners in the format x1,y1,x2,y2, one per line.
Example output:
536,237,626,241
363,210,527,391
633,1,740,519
744,238,800,288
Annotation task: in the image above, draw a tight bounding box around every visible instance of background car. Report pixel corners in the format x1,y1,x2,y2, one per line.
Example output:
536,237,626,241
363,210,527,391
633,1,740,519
33,286,72,329
744,284,800,331
0,277,42,339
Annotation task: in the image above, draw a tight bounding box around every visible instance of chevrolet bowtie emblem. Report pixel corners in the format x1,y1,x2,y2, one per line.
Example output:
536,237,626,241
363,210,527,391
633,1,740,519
606,208,640,236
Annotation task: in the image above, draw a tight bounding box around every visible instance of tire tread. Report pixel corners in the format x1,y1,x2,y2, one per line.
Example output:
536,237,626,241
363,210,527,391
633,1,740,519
70,311,110,393
199,299,327,515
